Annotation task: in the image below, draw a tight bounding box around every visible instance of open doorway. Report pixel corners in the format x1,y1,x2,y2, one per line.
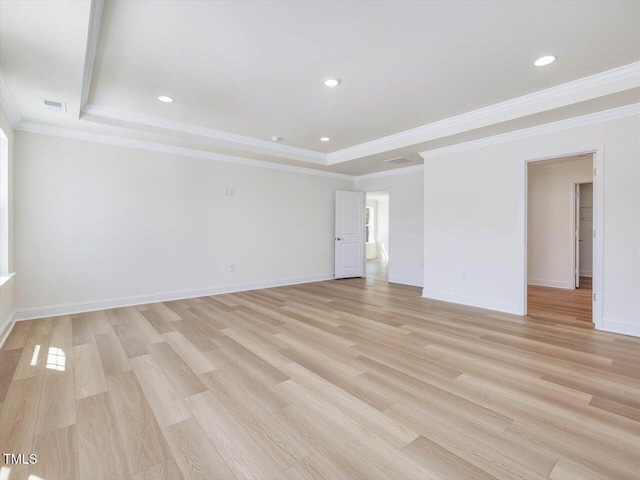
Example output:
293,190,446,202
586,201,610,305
365,190,389,282
526,154,594,323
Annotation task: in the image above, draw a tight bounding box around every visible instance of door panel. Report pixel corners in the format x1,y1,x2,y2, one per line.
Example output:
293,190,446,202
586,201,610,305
335,191,365,279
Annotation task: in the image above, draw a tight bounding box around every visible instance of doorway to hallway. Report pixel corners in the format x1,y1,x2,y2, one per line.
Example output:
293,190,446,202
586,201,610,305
365,190,389,282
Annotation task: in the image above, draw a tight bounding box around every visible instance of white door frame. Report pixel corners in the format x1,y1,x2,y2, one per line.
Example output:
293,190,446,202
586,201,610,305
522,147,603,328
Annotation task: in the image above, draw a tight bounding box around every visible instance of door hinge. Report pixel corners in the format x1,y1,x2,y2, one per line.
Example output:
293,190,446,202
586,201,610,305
593,293,596,301
593,230,596,239
593,167,596,176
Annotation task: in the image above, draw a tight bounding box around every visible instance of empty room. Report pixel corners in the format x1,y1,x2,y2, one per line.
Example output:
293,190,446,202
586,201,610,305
0,1,638,479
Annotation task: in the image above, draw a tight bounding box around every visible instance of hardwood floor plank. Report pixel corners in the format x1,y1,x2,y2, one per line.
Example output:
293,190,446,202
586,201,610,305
185,390,283,479
74,342,107,400
13,334,50,380
161,330,216,375
163,417,235,480
35,367,76,435
0,376,42,479
0,349,22,403
28,317,53,337
129,354,191,428
29,425,79,480
107,370,173,476
76,392,130,480
96,330,131,376
132,459,184,480
284,454,341,480
200,369,311,470
403,434,495,480
1,321,33,351
149,342,207,398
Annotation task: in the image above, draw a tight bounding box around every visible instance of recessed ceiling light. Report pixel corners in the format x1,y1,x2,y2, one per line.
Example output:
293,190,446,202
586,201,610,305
157,95,174,103
320,137,330,142
270,136,282,142
534,55,557,67
323,77,341,88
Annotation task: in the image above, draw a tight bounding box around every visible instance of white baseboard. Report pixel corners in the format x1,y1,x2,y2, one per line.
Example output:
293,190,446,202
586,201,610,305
0,310,16,349
579,270,593,277
528,278,574,289
421,288,521,315
12,273,334,322
599,317,640,337
388,276,423,287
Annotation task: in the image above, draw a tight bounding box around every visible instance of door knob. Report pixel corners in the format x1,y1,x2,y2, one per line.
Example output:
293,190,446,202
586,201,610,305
336,237,343,241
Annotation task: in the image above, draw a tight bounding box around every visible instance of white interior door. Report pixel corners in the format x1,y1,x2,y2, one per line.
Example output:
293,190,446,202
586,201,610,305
574,184,580,288
335,191,365,279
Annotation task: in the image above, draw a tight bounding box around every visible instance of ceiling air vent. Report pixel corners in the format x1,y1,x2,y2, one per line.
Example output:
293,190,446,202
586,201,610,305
41,99,67,113
383,157,412,165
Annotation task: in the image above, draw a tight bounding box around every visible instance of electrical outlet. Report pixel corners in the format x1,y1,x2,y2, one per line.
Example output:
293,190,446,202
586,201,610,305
229,264,235,273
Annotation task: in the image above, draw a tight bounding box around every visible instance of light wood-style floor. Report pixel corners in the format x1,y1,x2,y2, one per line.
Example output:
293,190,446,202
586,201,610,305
528,277,593,323
1,265,638,480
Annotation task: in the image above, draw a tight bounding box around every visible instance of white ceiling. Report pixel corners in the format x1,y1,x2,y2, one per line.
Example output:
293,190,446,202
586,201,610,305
1,0,639,176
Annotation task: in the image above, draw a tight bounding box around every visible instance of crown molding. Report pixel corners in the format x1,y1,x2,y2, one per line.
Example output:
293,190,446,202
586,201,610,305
419,102,640,159
328,62,640,165
355,164,424,181
0,69,22,128
82,103,328,164
78,63,639,168
79,0,104,114
16,122,355,181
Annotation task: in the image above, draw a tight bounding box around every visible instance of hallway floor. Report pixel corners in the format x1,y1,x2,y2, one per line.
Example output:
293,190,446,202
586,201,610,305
528,277,593,325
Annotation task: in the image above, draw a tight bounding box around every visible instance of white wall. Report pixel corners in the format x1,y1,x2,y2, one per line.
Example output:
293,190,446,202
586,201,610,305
0,104,15,338
422,113,639,336
527,158,592,289
14,131,352,317
356,168,423,287
579,182,593,277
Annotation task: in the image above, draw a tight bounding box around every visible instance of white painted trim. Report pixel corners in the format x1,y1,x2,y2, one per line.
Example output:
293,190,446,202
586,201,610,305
79,63,640,167
82,103,327,164
0,69,22,127
527,279,574,289
12,274,334,321
333,62,640,164
15,122,355,181
355,164,423,181
388,276,423,288
601,318,640,337
420,103,640,159
79,0,104,112
421,288,521,315
0,310,15,350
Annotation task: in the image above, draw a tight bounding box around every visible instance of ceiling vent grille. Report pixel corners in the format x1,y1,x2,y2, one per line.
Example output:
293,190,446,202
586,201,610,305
41,99,67,113
383,157,412,164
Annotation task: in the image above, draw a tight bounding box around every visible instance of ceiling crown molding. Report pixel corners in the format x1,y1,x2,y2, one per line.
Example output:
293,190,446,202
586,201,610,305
79,0,104,114
419,102,640,159
16,121,354,181
355,164,424,181
82,103,328,164
328,61,640,165
0,69,22,127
